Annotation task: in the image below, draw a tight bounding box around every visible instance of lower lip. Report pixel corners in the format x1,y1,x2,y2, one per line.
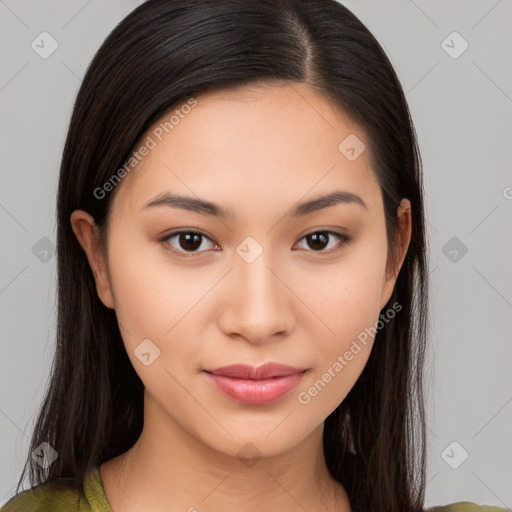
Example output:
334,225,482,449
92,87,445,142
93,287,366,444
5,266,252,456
204,371,306,405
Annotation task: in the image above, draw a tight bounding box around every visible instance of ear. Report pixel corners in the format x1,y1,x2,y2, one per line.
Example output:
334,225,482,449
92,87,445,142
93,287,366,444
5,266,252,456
379,198,412,310
70,210,115,309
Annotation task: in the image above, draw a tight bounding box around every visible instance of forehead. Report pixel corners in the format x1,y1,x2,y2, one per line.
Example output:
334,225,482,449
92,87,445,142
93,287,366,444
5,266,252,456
109,82,381,219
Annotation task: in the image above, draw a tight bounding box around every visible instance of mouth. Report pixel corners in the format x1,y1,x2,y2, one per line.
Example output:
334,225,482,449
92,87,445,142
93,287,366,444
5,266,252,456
203,362,308,405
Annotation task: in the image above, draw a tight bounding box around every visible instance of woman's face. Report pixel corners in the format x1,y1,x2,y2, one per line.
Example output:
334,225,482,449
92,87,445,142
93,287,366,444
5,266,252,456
72,82,411,459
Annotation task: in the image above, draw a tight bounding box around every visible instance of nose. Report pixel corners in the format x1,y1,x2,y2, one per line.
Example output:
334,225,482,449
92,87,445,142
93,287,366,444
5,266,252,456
218,246,295,345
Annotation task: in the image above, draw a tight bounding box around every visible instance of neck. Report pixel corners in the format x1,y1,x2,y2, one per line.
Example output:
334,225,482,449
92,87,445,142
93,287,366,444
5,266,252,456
100,394,351,512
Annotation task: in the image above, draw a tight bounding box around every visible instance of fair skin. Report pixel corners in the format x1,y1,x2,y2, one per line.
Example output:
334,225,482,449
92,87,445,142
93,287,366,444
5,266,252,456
71,82,411,512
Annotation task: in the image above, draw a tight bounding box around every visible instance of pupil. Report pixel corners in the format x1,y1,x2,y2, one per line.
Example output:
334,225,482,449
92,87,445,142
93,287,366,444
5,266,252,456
180,233,201,251
308,232,328,250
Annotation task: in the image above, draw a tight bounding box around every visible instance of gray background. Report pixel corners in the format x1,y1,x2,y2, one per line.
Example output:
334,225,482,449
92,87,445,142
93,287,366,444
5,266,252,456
1,0,511,508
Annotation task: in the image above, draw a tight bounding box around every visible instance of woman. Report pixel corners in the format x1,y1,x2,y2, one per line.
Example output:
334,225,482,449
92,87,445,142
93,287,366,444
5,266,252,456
2,1,508,511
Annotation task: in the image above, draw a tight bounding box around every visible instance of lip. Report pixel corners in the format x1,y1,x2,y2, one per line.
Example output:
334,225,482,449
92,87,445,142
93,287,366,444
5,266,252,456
203,363,307,405
204,362,306,379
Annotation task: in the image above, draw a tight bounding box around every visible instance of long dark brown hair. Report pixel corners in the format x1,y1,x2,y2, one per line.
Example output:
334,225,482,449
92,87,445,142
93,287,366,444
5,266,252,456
12,1,430,511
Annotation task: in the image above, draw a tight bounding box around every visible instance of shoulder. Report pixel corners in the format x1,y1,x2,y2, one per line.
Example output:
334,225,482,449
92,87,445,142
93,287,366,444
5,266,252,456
0,482,88,512
427,501,512,512
0,466,105,512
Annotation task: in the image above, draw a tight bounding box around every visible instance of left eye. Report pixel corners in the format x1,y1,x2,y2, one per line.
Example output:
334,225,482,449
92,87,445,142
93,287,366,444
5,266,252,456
294,230,352,254
159,230,351,257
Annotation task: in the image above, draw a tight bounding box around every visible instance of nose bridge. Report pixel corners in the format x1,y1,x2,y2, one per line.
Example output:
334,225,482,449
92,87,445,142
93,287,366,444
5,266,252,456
226,236,292,341
235,237,281,307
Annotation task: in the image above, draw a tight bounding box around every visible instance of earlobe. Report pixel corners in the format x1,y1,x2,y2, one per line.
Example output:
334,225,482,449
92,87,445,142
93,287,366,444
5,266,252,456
70,210,116,310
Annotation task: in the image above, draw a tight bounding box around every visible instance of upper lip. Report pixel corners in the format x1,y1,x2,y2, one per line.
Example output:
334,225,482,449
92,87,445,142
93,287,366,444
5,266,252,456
204,362,307,380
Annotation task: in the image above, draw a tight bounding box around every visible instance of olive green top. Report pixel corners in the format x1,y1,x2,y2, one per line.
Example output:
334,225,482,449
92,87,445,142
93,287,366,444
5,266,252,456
1,466,112,512
1,466,510,511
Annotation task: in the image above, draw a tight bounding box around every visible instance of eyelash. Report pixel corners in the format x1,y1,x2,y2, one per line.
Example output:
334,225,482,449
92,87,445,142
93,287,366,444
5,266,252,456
158,229,352,258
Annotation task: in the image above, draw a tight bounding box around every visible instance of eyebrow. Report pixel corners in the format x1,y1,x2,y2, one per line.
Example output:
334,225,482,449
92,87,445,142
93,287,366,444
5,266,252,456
142,190,368,218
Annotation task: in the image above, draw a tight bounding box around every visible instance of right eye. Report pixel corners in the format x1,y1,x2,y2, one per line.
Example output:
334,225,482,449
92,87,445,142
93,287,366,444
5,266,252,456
158,230,220,257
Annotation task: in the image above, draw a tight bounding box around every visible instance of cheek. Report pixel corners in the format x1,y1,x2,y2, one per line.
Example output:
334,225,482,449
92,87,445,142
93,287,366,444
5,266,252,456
302,248,387,346
105,240,206,414
105,233,179,349
294,241,388,405
105,234,217,372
